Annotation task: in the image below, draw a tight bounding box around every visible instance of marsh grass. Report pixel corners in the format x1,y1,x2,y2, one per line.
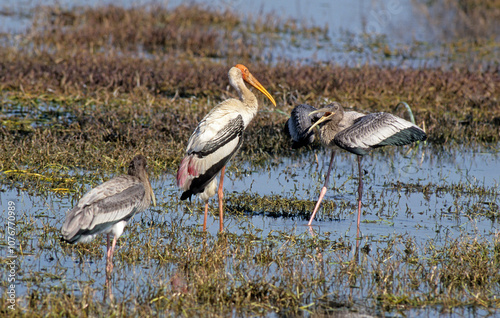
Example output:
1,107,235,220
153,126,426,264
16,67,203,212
2,214,499,316
0,2,499,317
0,1,499,189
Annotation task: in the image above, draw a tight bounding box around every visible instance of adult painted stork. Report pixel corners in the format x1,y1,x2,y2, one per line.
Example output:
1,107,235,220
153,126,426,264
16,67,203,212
285,102,426,233
61,154,156,273
177,64,276,233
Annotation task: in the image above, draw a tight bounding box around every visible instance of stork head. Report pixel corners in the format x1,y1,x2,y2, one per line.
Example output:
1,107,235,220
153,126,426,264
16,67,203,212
129,154,156,207
307,102,343,133
230,64,276,107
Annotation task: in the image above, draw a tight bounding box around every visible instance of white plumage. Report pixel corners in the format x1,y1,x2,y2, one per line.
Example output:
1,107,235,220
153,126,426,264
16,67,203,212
177,64,276,232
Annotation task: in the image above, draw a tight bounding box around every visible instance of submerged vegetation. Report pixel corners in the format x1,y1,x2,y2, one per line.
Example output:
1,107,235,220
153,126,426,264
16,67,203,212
0,1,499,317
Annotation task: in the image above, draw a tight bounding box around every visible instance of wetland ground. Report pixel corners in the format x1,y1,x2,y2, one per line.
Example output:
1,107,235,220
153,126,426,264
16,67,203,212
0,1,499,317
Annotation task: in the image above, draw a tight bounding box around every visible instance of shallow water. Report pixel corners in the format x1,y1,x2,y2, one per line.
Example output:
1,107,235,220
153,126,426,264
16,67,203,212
1,0,485,68
2,142,499,316
0,0,428,42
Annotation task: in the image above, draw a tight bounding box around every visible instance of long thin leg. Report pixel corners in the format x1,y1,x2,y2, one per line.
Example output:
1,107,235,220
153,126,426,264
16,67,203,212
106,234,111,257
356,156,363,238
106,235,118,273
106,234,112,271
203,201,209,232
105,234,115,302
308,150,335,226
218,166,226,233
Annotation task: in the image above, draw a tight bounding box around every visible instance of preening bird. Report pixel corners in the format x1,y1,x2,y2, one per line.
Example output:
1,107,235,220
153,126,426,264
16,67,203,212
284,104,324,149
61,154,156,273
177,64,276,233
285,102,426,233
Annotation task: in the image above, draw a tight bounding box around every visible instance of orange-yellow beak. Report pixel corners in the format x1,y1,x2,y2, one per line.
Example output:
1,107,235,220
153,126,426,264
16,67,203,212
236,64,276,107
307,109,336,133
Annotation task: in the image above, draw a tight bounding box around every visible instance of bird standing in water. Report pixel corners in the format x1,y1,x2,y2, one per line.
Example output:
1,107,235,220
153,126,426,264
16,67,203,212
177,64,276,233
286,102,426,235
61,154,156,273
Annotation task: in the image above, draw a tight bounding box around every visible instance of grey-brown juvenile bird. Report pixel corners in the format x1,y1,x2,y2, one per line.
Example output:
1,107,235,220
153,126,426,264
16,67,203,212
61,154,156,272
285,102,427,232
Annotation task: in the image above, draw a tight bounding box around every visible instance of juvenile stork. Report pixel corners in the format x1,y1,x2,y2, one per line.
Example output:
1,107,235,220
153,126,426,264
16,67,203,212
61,154,156,273
177,64,276,233
286,102,426,233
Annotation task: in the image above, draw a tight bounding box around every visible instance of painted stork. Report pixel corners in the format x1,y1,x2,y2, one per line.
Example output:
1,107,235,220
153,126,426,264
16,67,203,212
285,102,426,234
177,64,276,233
61,154,156,273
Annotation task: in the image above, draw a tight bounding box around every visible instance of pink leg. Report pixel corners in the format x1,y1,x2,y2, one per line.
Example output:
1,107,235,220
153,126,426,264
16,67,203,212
106,235,117,273
203,201,209,232
104,233,114,301
106,234,111,258
106,234,112,270
308,151,335,226
218,166,226,233
356,156,363,238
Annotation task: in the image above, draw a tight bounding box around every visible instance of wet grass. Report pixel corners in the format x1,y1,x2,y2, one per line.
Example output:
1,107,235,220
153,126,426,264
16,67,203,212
1,59,498,192
0,2,499,317
1,201,499,316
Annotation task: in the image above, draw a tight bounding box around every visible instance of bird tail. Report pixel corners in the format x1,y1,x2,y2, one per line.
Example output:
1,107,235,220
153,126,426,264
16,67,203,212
176,156,196,189
60,207,91,244
177,155,200,201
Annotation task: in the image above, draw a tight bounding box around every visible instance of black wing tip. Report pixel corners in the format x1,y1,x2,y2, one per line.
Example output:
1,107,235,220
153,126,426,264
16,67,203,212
291,134,315,149
408,126,427,142
285,104,318,149
180,191,192,201
60,233,78,244
419,130,428,141
345,147,369,156
283,119,291,137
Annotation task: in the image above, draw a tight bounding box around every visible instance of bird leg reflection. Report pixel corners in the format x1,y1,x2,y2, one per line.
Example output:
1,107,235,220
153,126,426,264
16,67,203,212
104,267,114,303
356,156,363,239
218,166,226,233
354,227,361,264
308,151,335,226
203,201,209,232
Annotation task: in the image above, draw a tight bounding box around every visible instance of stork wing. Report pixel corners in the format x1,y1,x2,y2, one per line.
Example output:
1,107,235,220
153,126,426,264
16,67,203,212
61,176,146,242
177,104,245,199
187,102,245,155
285,104,323,149
76,175,141,208
334,112,427,155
